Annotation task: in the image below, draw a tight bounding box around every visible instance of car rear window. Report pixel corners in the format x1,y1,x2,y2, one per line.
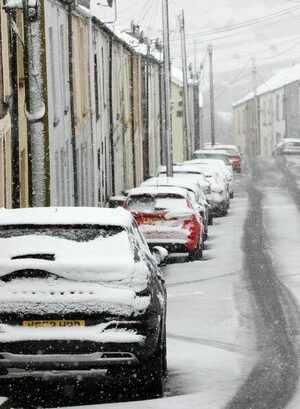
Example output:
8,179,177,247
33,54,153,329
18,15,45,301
0,225,124,242
127,194,187,212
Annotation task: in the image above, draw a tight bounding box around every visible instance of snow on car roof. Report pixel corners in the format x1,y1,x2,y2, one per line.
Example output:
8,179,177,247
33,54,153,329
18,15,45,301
159,165,204,174
212,145,239,151
141,177,199,193
128,186,189,198
0,207,133,227
276,138,300,147
194,149,228,155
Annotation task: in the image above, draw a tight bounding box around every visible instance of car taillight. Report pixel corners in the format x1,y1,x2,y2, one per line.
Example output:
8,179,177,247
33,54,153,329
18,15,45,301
182,215,201,250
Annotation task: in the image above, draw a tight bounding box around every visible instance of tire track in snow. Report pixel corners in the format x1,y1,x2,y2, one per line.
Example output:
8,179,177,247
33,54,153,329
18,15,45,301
225,160,299,409
167,333,253,355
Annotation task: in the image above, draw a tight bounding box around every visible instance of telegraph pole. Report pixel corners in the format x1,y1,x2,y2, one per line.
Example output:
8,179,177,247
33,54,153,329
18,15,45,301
252,58,260,156
208,44,215,147
179,9,191,159
162,0,173,176
193,40,200,151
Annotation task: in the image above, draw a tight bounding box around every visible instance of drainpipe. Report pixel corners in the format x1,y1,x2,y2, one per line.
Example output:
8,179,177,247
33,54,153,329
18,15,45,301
67,2,78,206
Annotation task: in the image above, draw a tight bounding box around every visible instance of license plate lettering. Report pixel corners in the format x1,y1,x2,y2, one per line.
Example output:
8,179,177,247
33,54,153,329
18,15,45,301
23,320,85,327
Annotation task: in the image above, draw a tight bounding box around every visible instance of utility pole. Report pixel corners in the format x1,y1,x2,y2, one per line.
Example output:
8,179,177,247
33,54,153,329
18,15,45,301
179,9,191,159
208,44,215,147
162,0,173,176
193,40,200,151
252,58,260,156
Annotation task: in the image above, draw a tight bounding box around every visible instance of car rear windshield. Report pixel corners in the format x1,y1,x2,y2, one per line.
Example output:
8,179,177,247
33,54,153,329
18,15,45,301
0,224,124,242
127,194,187,212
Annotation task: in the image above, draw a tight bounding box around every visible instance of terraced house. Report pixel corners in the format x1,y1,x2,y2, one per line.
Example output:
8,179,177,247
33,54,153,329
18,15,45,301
233,64,300,156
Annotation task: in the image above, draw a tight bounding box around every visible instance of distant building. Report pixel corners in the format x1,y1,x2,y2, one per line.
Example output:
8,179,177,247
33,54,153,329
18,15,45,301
233,64,300,156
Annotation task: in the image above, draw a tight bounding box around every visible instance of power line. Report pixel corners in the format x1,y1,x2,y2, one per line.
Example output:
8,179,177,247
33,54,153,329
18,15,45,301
170,5,300,43
256,37,300,60
170,5,300,41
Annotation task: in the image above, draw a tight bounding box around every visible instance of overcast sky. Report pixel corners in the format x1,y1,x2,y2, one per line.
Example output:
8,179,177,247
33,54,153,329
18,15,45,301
93,0,300,109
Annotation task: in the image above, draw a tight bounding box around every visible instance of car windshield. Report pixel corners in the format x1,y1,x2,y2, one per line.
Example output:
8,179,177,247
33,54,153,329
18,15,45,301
127,194,187,212
0,224,124,242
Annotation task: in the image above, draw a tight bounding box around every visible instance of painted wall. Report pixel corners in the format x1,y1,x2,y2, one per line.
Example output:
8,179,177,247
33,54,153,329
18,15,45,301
171,81,184,163
0,3,12,208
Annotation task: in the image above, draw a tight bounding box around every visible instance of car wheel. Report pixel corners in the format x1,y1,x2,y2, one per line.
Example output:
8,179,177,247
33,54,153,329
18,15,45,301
230,192,234,199
136,345,164,399
208,216,213,225
188,243,203,261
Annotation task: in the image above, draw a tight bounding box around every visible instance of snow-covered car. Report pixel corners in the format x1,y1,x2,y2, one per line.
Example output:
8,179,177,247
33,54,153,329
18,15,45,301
125,186,204,261
141,177,210,241
0,207,167,398
158,165,211,196
274,138,300,156
185,159,234,199
212,145,242,173
186,167,228,217
192,150,233,173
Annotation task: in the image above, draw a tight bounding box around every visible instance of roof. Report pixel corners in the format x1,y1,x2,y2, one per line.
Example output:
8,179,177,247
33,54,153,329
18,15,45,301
127,186,189,198
0,207,133,227
233,63,300,107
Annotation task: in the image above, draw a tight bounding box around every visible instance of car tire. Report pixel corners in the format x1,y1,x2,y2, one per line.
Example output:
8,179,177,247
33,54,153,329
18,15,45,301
230,192,234,199
188,243,203,261
136,344,164,399
208,216,213,226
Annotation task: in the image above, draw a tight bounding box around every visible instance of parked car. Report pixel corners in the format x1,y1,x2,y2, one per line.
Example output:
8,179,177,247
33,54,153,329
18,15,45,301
274,138,300,156
0,207,167,398
185,159,234,199
184,167,228,217
125,186,204,261
158,166,213,224
192,150,233,173
212,145,242,173
141,177,210,240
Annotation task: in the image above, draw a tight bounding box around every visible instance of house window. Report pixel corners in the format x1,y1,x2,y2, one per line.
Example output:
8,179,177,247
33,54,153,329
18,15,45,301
176,110,183,117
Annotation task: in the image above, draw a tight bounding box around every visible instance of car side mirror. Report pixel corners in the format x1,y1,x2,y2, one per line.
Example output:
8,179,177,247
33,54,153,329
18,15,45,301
152,246,168,266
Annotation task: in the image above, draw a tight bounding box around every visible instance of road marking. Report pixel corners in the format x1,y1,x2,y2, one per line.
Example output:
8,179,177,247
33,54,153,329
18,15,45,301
168,291,204,299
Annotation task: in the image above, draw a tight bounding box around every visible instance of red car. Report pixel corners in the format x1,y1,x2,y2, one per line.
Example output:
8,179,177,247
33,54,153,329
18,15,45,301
212,145,242,173
124,186,204,261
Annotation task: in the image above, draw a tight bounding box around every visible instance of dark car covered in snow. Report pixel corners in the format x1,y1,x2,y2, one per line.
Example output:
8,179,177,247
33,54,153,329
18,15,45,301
0,207,167,398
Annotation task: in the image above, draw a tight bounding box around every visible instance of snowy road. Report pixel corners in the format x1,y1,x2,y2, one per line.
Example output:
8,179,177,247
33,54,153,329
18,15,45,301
5,158,300,409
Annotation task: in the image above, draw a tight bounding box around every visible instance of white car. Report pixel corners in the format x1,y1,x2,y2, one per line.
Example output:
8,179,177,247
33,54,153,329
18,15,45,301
192,150,233,173
185,159,234,199
141,177,210,240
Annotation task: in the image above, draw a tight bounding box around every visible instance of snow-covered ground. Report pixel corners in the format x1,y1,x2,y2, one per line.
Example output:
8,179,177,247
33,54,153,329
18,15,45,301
63,182,257,409
261,167,300,409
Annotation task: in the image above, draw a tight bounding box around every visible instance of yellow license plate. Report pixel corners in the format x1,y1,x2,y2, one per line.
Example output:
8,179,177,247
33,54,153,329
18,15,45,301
23,320,85,327
143,217,162,224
